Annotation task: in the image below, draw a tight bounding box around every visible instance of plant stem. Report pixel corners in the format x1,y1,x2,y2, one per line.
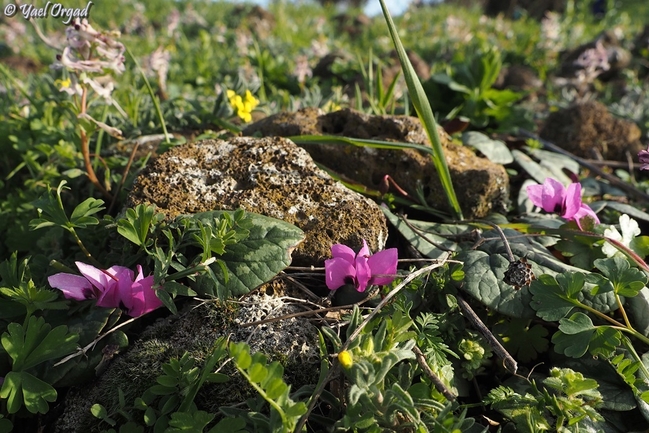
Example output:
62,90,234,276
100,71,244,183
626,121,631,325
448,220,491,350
79,87,112,200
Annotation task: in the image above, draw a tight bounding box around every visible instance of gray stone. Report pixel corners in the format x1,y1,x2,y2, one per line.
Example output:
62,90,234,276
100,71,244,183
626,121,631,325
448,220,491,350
244,108,510,219
126,136,389,265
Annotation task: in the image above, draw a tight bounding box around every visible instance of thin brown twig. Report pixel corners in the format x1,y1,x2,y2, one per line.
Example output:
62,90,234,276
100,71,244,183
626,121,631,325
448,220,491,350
412,345,456,401
456,295,517,374
108,142,140,214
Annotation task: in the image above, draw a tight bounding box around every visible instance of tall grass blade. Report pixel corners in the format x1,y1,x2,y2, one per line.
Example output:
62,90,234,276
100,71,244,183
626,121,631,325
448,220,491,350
379,0,463,219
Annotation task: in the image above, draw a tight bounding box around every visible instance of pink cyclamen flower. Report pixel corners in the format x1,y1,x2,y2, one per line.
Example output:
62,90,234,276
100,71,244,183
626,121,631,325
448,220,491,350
48,262,162,317
639,148,649,171
526,178,599,229
325,240,398,292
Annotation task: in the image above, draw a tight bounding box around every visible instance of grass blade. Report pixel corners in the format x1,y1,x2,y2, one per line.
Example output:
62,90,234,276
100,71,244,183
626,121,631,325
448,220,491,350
379,0,463,219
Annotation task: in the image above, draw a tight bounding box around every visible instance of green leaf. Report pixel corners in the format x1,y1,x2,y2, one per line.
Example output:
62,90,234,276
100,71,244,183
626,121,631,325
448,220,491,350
594,257,647,298
529,276,578,322
591,201,649,223
91,403,108,419
1,315,78,371
552,313,620,359
462,131,513,164
210,417,246,433
117,204,163,247
166,410,214,431
190,211,304,299
69,197,105,227
512,149,572,185
493,319,549,363
0,371,57,414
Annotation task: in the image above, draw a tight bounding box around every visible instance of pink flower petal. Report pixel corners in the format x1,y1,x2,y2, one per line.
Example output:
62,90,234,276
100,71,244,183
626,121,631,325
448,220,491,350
526,183,544,208
325,257,355,290
354,255,371,292
96,266,132,308
368,248,398,286
573,205,600,229
124,271,160,317
75,262,109,290
357,240,371,258
48,273,94,301
541,178,566,213
562,182,583,219
331,244,356,263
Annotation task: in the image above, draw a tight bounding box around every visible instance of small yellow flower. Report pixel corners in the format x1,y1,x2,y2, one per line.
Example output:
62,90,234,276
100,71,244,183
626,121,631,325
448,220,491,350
338,350,353,368
226,89,259,123
55,78,72,89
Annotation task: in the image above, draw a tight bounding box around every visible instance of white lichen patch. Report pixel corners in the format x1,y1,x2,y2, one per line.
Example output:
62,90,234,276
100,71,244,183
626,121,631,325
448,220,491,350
233,293,319,363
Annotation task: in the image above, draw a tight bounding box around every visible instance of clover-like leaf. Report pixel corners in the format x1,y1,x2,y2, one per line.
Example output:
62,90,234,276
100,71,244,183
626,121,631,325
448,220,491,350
552,313,595,358
117,204,163,248
594,257,647,298
1,315,79,371
493,319,549,363
552,312,621,359
0,371,57,414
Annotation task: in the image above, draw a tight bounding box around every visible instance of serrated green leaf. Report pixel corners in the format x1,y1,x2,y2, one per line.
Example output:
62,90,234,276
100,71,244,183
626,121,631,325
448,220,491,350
459,227,614,319
556,272,586,298
494,319,549,363
594,257,647,298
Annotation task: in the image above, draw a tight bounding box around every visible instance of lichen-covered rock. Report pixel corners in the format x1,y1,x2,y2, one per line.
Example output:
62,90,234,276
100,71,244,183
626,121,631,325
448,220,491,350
244,108,509,218
126,136,388,265
53,283,320,432
539,100,643,161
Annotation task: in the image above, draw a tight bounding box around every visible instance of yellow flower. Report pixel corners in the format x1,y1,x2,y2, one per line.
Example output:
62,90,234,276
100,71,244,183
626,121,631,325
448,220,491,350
55,78,72,89
227,89,259,123
338,350,353,368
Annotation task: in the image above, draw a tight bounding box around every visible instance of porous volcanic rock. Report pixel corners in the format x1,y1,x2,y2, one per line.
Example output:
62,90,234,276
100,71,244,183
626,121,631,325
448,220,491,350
243,108,509,218
539,100,643,161
126,136,388,265
53,282,320,432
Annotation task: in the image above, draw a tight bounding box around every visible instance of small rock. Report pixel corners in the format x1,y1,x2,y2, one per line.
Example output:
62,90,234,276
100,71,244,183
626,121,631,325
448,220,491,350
539,100,643,161
126,136,388,265
244,108,510,219
52,283,320,432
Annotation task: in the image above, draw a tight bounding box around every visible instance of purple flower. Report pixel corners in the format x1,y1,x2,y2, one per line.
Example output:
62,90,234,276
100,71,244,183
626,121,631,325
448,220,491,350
48,262,162,317
526,178,599,229
325,240,398,292
639,148,649,171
